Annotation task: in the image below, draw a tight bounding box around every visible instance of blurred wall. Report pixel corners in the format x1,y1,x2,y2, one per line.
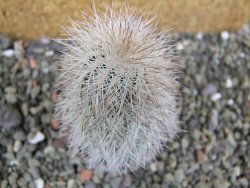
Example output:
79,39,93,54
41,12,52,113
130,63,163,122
0,0,249,40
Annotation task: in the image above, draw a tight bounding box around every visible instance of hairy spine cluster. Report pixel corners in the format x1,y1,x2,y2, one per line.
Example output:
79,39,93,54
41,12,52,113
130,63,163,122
55,6,181,173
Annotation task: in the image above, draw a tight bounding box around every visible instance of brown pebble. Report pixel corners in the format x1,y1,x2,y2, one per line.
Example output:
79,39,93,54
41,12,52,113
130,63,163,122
51,92,58,103
123,174,132,187
51,119,59,130
28,56,37,69
196,149,208,163
79,170,92,181
52,137,66,148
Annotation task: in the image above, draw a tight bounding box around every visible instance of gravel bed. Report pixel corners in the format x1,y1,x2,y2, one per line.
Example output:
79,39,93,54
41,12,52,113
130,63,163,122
0,26,250,188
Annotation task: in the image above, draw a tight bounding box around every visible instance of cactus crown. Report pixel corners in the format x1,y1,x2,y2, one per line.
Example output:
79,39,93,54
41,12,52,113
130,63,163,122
55,5,181,173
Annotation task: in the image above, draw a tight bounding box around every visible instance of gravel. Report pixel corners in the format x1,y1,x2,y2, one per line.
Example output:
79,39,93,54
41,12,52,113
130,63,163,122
0,25,250,187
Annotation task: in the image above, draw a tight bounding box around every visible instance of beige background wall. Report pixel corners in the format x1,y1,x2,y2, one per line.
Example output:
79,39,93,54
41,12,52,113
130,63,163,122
0,0,249,40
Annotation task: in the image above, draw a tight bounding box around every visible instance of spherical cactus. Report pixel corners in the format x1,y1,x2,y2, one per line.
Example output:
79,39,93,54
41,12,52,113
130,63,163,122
55,5,181,173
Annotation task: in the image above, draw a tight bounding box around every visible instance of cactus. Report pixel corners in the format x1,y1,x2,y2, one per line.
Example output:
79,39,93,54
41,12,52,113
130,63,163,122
55,5,181,173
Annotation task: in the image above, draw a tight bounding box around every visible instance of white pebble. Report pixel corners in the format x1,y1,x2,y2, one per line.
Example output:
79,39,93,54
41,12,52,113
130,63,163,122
240,52,245,58
42,68,49,74
28,131,45,144
40,36,50,44
13,140,22,152
221,31,229,40
10,159,19,166
227,99,234,105
45,50,54,57
176,43,184,50
211,93,222,101
232,166,241,177
226,77,233,88
196,32,203,40
149,162,157,172
214,59,220,65
35,178,44,188
2,49,14,57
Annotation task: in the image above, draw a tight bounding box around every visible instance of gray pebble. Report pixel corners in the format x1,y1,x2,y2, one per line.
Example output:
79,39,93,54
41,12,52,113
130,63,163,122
13,140,22,152
213,179,230,188
209,109,219,130
0,105,21,131
23,172,32,182
8,172,18,187
5,92,17,103
85,182,96,188
0,34,11,50
1,180,8,188
92,174,101,184
21,103,29,116
28,167,40,178
67,179,77,188
174,169,185,183
238,177,249,187
195,181,211,188
32,48,44,54
231,166,241,181
13,130,26,140
17,178,28,188
149,162,157,172
202,83,217,96
45,50,55,57
110,177,123,188
164,173,174,183
31,86,40,99
181,137,189,149
30,106,43,115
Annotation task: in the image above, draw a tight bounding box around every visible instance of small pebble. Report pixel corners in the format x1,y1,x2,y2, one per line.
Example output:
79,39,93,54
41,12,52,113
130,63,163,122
67,179,77,188
174,169,185,183
2,49,14,57
0,105,21,131
232,166,241,179
40,36,50,44
85,182,96,188
110,177,123,188
0,34,10,49
227,99,234,105
226,77,233,88
176,43,184,50
211,93,222,101
196,149,208,163
181,137,189,149
28,131,45,144
45,50,54,57
13,140,22,152
196,32,203,40
29,56,37,69
196,181,210,188
51,119,59,130
221,31,230,40
149,162,157,172
123,174,132,187
210,109,219,129
79,170,92,181
44,146,55,155
203,84,217,96
1,180,8,188
35,178,44,188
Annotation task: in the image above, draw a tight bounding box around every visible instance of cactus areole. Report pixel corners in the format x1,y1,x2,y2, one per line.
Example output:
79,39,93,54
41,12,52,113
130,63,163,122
55,5,181,173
